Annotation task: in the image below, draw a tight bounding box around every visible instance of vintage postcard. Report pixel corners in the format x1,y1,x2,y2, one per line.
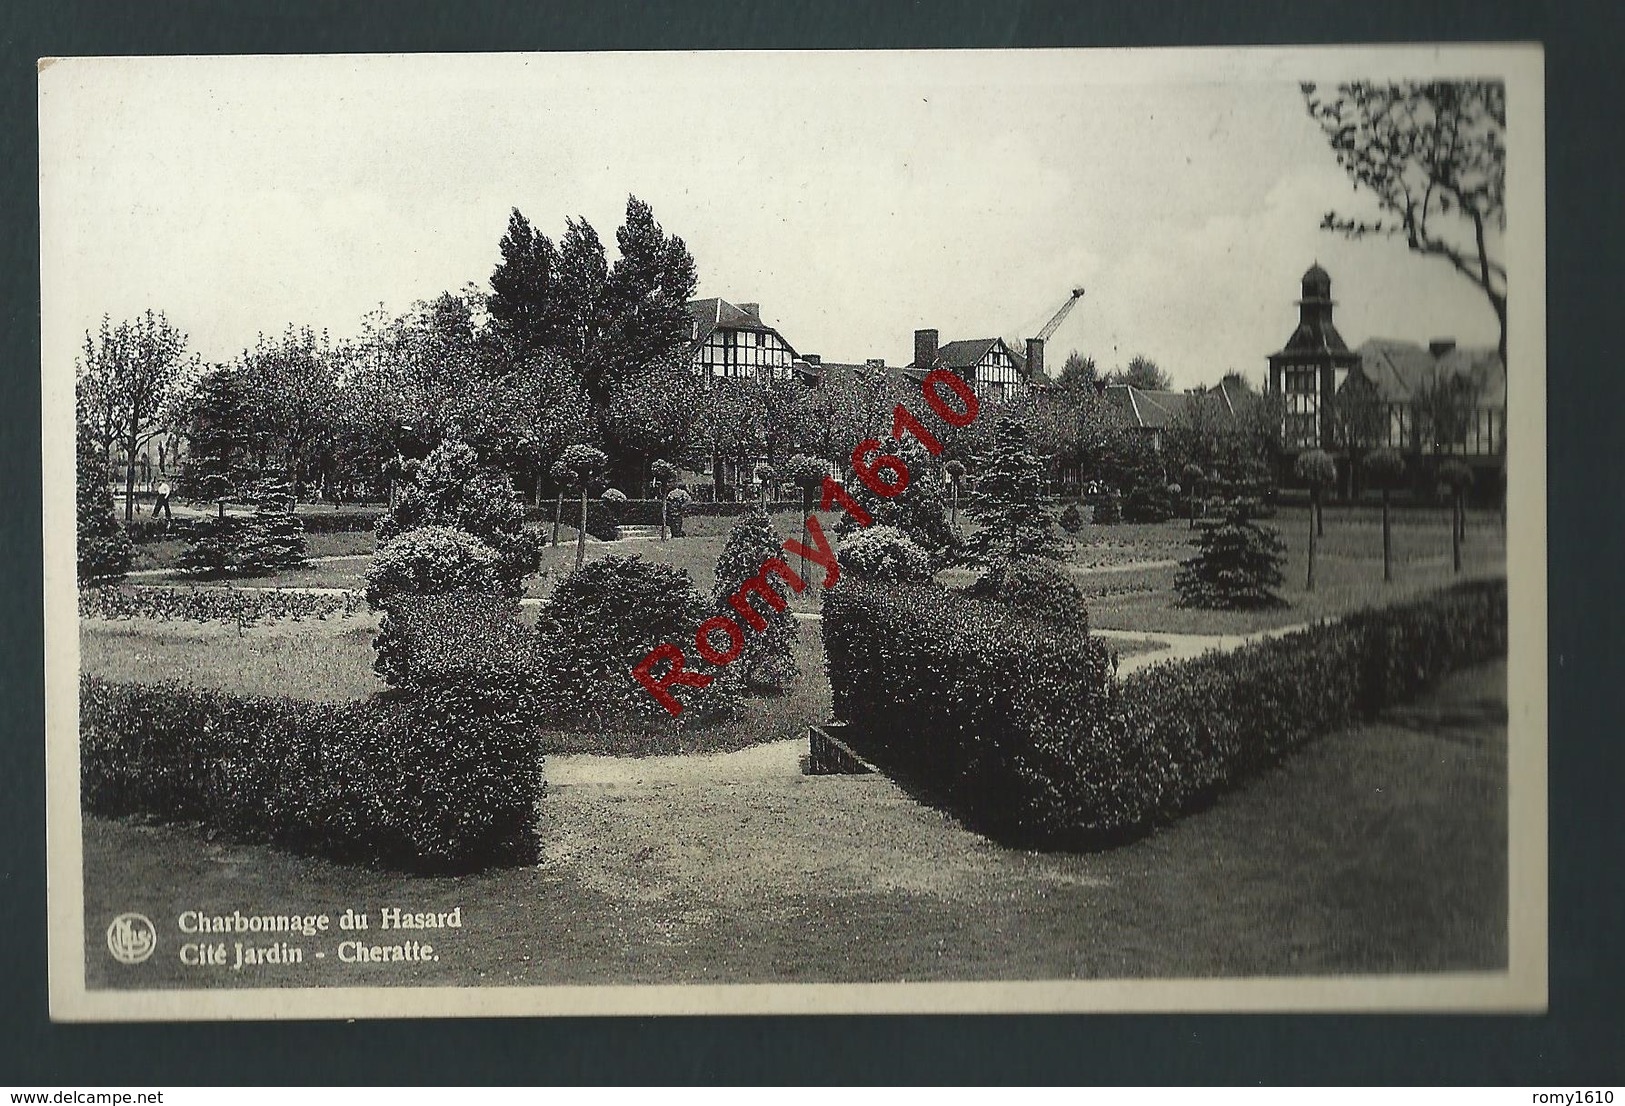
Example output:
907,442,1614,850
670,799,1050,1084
42,45,1546,1020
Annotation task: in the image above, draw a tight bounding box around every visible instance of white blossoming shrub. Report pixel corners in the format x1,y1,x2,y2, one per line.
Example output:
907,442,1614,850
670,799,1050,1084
365,525,501,608
836,525,933,583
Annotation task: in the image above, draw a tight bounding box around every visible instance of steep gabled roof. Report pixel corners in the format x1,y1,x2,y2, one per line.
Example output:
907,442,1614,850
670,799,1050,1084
685,297,798,358
913,336,1026,374
1355,338,1505,406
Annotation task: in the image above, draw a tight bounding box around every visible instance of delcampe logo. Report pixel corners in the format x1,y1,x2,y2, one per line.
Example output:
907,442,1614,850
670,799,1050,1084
105,913,157,964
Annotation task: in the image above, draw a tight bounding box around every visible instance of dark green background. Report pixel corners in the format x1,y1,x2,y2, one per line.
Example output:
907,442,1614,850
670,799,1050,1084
3,0,1620,1085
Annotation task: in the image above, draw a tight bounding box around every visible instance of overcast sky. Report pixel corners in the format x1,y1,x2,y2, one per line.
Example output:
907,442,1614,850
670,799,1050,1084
40,50,1507,390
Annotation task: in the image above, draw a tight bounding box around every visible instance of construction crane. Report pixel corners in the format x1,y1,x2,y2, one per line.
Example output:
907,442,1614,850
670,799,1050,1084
1033,287,1087,343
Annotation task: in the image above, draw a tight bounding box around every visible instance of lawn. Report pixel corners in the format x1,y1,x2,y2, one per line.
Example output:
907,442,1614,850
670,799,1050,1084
81,605,832,757
1073,506,1506,635
82,659,1507,988
80,614,386,702
131,528,376,572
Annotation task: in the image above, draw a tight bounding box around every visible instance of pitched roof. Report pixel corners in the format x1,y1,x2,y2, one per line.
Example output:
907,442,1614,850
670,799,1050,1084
911,336,1028,374
685,297,801,361
686,297,778,342
1354,339,1506,406
1276,318,1354,356
1104,384,1243,431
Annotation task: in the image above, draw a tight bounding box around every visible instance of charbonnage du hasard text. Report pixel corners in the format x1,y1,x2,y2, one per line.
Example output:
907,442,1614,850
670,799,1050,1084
175,908,461,970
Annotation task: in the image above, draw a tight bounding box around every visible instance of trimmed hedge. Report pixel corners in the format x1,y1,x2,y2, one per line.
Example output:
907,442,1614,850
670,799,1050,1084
529,498,807,526
80,585,366,625
824,582,1114,840
823,577,1507,849
80,674,544,872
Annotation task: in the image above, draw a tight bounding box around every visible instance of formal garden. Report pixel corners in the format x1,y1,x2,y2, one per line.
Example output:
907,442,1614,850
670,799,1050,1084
76,387,1510,984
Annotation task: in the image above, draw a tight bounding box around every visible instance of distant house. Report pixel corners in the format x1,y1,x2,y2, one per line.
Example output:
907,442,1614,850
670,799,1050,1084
1341,337,1506,459
907,329,1037,404
1265,263,1506,483
1104,379,1257,453
685,298,801,382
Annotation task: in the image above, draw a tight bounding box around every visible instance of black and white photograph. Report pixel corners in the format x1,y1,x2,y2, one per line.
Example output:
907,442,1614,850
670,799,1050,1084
40,46,1546,1019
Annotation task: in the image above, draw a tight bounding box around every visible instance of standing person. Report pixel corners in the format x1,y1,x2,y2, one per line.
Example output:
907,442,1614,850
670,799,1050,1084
152,480,172,522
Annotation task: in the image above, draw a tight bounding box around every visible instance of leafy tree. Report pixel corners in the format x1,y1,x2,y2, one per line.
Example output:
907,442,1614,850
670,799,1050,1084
1302,80,1507,367
1174,512,1288,609
487,197,698,447
1294,449,1337,591
963,417,1064,566
76,426,131,582
1438,459,1474,573
378,436,536,592
712,507,799,691
1055,350,1098,392
240,325,343,505
1362,448,1407,582
547,459,570,549
1333,373,1389,484
1104,355,1172,392
557,444,608,571
603,355,704,492
75,310,196,519
487,208,568,359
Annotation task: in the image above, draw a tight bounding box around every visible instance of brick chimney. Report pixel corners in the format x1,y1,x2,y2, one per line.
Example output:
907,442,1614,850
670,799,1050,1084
1025,337,1045,380
914,328,939,368
1429,337,1457,358
739,302,761,320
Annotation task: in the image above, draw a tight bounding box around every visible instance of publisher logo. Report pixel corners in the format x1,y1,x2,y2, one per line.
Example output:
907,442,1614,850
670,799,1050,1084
106,913,157,964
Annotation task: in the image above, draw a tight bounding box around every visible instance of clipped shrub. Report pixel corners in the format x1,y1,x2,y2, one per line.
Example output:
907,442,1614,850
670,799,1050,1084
836,524,934,583
834,442,960,560
378,436,537,592
76,430,131,583
1173,513,1288,609
1059,503,1085,534
373,590,534,690
245,480,307,572
964,557,1090,632
532,555,737,726
177,514,256,578
80,584,366,625
80,674,544,873
1121,484,1177,523
713,508,799,691
601,487,628,506
365,525,501,608
823,577,1506,849
1093,492,1122,526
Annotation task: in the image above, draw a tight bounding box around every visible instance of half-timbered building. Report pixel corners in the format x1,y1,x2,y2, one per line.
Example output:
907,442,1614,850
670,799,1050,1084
908,329,1034,403
685,298,801,383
